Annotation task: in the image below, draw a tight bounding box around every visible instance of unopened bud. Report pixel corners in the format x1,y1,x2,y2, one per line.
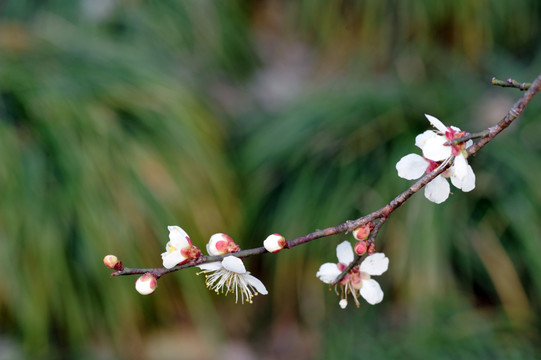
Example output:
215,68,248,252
353,223,373,241
207,233,240,255
208,233,233,255
135,273,158,295
263,233,287,253
103,254,123,271
353,241,367,256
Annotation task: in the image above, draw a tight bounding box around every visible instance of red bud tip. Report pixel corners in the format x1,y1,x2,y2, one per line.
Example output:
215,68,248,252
352,223,373,241
354,241,367,256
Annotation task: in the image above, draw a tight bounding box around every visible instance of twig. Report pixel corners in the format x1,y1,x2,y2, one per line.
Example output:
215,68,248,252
492,77,531,91
469,74,541,156
445,130,489,146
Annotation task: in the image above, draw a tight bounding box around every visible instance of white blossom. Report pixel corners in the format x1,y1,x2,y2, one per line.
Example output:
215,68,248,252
161,226,197,269
198,256,268,303
316,241,389,307
395,114,476,203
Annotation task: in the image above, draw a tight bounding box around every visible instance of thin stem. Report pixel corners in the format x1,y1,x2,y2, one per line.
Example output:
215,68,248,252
445,130,489,146
492,77,531,91
469,74,541,156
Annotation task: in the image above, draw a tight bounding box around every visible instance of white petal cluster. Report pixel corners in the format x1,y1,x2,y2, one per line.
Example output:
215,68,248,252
396,114,476,203
198,256,268,303
161,226,194,269
316,241,389,308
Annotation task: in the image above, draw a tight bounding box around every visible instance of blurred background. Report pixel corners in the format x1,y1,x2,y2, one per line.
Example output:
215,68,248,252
1,0,541,359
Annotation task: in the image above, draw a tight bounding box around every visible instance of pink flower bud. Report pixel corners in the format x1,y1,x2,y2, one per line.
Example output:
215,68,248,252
352,223,373,241
207,233,240,255
135,273,158,295
354,241,367,256
207,233,233,255
103,254,123,270
263,233,287,253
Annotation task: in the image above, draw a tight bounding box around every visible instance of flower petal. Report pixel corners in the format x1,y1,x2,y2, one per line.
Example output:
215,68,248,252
162,252,187,269
339,299,348,309
450,163,476,192
425,114,448,133
197,261,222,271
422,135,451,161
451,155,468,181
168,226,191,247
316,263,341,284
415,130,437,150
424,175,450,204
396,154,428,180
221,256,247,274
360,279,384,305
336,241,354,265
245,274,268,295
360,253,389,276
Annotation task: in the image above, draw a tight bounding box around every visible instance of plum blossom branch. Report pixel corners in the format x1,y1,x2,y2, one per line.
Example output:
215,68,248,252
106,73,541,298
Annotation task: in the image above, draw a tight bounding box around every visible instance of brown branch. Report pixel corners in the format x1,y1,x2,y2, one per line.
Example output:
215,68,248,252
110,73,541,282
444,130,489,146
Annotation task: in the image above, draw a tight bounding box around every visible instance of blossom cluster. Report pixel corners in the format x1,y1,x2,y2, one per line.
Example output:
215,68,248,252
316,224,389,309
104,227,283,303
160,227,270,303
396,114,476,203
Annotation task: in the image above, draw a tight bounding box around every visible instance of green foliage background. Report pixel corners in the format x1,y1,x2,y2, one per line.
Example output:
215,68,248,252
1,1,541,359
